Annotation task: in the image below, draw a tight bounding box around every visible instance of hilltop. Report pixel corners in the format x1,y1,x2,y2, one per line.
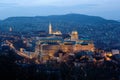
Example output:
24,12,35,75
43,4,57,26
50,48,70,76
0,13,120,50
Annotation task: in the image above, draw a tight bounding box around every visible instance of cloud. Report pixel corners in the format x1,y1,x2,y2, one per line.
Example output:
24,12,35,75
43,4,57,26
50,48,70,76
0,0,101,7
0,2,18,7
18,0,98,7
0,0,120,20
0,0,58,6
0,0,120,7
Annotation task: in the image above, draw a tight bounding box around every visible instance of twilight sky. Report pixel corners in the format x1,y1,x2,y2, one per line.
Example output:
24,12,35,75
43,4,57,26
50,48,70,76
0,0,120,20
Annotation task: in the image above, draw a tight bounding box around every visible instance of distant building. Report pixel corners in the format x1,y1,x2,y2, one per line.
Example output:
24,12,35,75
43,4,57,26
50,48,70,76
9,27,13,32
52,31,62,35
49,23,52,34
30,22,95,61
35,37,95,58
71,31,78,41
112,49,120,55
48,23,62,35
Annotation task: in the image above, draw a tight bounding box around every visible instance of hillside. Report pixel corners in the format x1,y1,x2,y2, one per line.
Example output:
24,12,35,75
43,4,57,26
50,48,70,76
0,13,120,50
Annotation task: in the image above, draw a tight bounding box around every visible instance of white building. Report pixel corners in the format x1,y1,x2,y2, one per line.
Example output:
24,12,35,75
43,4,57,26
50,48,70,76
48,23,62,35
112,49,120,55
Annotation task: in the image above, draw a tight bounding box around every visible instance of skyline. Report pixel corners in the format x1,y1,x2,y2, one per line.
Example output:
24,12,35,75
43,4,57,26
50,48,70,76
0,0,120,20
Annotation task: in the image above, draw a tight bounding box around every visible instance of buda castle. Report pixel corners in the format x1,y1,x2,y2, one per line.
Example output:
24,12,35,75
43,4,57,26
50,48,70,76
35,23,95,59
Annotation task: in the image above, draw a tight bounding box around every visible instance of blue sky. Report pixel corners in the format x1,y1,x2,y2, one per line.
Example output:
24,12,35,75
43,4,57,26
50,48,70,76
0,0,120,20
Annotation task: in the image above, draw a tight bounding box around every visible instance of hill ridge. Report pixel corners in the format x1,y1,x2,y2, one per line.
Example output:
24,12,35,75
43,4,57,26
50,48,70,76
0,13,120,49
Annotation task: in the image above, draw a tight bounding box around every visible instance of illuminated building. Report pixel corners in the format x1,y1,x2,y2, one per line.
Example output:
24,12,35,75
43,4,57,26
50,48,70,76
19,22,95,62
52,31,62,35
36,38,62,59
112,49,120,55
34,24,95,60
9,27,13,32
49,23,62,35
20,48,24,52
35,37,95,59
74,39,95,52
49,23,52,34
61,41,75,53
71,31,78,41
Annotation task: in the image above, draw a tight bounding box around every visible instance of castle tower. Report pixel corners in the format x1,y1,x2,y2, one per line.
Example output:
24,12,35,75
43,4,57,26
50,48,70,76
71,31,78,41
49,23,52,34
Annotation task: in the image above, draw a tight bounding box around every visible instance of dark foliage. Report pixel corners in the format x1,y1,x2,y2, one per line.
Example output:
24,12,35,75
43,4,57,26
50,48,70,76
0,49,120,80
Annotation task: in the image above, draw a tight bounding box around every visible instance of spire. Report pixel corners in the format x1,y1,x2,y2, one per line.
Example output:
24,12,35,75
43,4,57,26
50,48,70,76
49,22,52,34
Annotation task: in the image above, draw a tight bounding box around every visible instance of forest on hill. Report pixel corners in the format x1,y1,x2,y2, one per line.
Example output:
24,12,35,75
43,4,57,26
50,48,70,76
0,14,120,50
